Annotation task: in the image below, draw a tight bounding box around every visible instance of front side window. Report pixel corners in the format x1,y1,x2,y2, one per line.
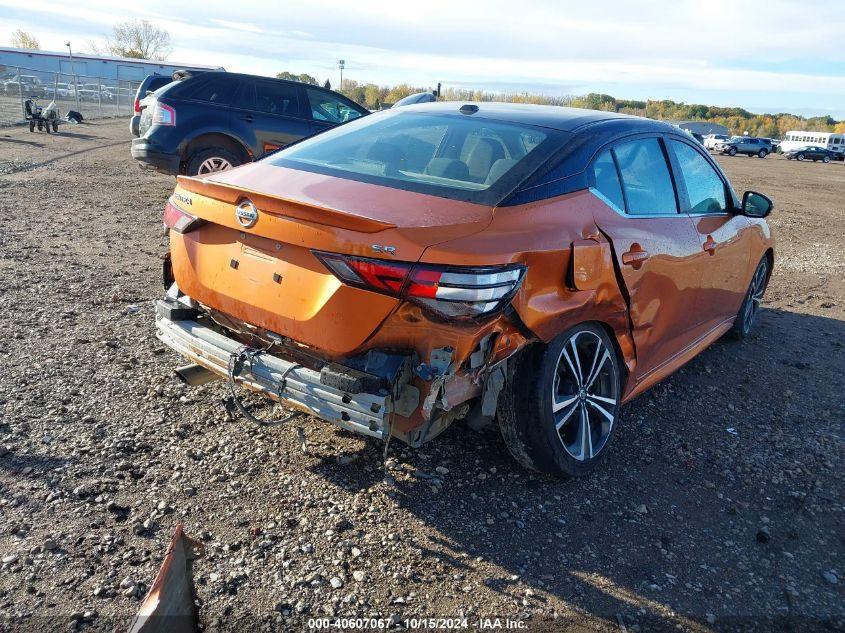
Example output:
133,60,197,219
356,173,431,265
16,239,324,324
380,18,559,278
268,110,560,204
305,88,363,124
613,138,677,215
671,140,727,214
590,149,624,210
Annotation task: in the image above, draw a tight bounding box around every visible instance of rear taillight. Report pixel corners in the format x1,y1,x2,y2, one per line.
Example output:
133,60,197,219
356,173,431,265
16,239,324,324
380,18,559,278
163,200,204,233
133,97,141,114
151,101,175,126
315,251,525,319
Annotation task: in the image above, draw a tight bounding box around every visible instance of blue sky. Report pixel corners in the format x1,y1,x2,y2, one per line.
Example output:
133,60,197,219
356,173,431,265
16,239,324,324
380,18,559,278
3,0,844,119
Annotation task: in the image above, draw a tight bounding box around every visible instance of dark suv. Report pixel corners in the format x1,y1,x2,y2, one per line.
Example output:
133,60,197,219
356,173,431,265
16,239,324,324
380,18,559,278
131,72,368,176
713,136,773,158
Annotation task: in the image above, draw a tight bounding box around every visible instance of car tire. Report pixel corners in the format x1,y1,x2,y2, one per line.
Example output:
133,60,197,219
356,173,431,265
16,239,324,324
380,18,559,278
797,153,805,161
823,155,830,163
498,323,622,478
186,147,242,176
728,147,737,156
757,149,768,158
730,256,769,341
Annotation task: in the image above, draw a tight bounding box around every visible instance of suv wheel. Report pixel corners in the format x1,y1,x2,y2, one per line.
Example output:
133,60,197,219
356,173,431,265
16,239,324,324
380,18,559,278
186,147,241,176
757,149,768,158
728,147,737,156
498,324,622,478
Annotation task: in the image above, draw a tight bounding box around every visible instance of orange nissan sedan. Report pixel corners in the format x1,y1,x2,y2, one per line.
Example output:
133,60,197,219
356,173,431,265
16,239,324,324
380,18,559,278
156,103,774,477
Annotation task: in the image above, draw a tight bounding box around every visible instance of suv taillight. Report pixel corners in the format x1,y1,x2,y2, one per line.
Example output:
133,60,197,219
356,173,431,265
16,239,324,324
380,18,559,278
133,97,141,114
314,251,526,319
163,200,204,233
151,101,176,126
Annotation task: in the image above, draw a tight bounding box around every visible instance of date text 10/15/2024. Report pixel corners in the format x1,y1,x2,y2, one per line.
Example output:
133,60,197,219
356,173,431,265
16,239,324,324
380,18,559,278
307,617,528,629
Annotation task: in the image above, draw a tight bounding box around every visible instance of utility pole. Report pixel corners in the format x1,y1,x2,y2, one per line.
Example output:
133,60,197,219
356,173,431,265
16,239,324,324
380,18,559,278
338,59,345,92
66,41,80,112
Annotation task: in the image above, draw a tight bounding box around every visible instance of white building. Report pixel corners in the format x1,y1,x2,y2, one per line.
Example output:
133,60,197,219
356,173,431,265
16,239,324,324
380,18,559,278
0,47,220,83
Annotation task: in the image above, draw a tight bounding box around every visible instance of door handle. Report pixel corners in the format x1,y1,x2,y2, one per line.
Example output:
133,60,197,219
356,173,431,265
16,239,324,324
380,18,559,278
622,246,650,268
703,235,717,255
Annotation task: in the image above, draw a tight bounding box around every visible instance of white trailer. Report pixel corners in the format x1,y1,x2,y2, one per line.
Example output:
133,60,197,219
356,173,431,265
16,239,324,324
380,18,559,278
779,131,845,156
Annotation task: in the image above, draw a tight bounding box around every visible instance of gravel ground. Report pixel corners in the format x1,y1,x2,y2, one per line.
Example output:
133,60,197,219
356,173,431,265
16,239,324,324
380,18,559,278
0,120,843,633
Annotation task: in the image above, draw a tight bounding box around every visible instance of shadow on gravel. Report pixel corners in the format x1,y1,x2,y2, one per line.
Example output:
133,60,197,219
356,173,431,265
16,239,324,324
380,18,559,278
51,130,102,141
308,307,845,631
0,137,44,148
0,452,74,476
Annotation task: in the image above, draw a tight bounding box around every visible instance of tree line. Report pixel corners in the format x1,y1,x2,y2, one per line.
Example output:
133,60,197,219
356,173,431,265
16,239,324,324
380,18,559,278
281,72,844,136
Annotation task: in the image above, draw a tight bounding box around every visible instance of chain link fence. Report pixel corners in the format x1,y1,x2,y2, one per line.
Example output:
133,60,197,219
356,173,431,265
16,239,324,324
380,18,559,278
0,65,143,126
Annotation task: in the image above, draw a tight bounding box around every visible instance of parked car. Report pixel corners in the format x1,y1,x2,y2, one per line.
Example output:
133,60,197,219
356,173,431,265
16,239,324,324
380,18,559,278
714,136,772,157
703,134,729,150
42,82,75,99
154,102,774,477
130,74,175,137
2,74,43,96
76,83,105,102
392,92,437,107
783,145,837,163
131,71,369,175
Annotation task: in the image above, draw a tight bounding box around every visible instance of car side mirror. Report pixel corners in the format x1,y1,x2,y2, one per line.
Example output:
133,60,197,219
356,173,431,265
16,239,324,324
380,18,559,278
741,191,773,218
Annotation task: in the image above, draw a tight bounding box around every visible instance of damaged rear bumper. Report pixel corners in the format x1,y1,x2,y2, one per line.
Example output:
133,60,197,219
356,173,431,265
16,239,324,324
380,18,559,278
155,304,394,440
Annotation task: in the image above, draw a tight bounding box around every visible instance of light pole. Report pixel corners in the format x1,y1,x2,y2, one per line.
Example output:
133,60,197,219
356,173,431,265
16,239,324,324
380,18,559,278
338,59,345,92
66,41,80,111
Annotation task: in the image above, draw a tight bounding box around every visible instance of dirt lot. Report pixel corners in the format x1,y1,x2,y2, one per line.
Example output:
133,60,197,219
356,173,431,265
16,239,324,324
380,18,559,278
0,119,842,632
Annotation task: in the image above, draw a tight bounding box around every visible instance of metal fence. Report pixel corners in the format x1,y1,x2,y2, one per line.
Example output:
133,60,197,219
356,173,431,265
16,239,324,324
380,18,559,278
0,65,143,126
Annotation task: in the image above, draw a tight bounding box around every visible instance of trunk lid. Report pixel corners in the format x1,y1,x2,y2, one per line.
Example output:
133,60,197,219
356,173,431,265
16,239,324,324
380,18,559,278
168,163,493,356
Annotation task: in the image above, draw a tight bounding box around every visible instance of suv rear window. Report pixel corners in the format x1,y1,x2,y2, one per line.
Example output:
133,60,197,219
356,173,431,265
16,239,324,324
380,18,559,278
268,111,561,204
166,75,236,104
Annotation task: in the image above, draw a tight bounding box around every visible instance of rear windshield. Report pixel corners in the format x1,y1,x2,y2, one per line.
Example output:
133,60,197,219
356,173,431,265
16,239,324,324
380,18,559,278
267,110,565,204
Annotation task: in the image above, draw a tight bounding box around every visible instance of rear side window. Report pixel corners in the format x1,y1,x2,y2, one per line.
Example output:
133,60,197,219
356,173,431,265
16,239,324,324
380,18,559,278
614,138,677,215
590,150,625,210
305,87,363,124
255,81,300,116
180,76,236,104
670,141,727,214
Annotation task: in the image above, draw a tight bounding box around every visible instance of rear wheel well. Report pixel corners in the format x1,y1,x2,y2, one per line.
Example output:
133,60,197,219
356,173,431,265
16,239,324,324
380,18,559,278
182,133,249,168
515,319,628,384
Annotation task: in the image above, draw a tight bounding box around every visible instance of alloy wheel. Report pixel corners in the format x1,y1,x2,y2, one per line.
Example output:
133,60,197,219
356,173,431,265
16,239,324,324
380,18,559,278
743,261,768,333
551,330,619,461
197,157,233,174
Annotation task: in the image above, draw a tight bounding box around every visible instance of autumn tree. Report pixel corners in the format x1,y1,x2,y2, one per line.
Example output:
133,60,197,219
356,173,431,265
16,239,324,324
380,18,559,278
90,20,172,60
258,69,844,135
11,29,40,50
277,71,318,85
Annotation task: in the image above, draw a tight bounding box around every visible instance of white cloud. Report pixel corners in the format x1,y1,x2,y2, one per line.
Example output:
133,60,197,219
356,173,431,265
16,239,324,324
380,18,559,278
2,0,844,115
